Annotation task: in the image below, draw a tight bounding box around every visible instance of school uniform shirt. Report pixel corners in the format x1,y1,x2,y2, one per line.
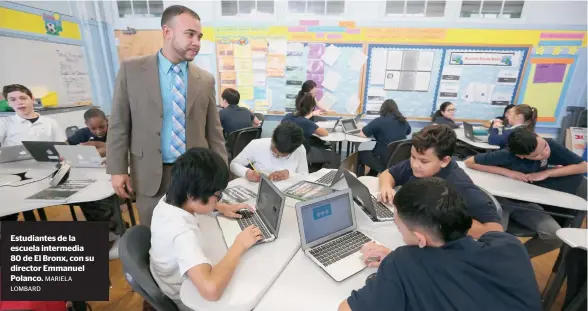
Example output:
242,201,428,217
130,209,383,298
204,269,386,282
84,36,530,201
0,114,66,147
230,137,308,177
149,196,211,300
432,115,459,129
389,159,500,224
281,113,318,139
487,124,524,149
347,232,542,311
66,127,107,145
362,115,411,159
219,105,255,136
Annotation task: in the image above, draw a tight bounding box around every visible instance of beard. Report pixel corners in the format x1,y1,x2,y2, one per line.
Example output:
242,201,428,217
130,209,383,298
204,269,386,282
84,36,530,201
172,38,199,62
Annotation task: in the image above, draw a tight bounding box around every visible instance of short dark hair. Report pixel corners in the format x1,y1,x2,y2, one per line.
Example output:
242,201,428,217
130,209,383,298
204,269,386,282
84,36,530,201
507,128,538,155
83,108,106,122
3,84,33,99
412,124,456,160
166,148,229,207
161,5,200,28
295,93,316,117
394,177,472,242
221,88,240,106
272,123,304,154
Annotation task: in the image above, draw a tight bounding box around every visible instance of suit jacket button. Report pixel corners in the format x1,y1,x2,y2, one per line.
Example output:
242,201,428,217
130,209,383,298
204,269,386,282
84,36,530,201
156,131,160,136
160,113,163,118
158,148,161,153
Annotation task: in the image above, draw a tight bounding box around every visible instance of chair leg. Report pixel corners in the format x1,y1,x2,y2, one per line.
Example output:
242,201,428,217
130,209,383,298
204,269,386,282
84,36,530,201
37,208,48,221
126,199,137,227
69,205,78,221
565,282,587,311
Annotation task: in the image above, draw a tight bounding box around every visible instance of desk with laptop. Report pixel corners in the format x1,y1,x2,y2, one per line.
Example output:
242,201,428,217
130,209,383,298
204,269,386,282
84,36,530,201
455,122,499,150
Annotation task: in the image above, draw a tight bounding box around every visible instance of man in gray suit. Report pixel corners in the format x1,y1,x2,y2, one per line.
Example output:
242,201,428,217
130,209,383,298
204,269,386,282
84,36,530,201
107,5,227,227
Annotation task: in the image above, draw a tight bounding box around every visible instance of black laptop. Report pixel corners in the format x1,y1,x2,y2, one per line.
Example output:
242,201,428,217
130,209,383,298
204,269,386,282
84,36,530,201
22,141,66,162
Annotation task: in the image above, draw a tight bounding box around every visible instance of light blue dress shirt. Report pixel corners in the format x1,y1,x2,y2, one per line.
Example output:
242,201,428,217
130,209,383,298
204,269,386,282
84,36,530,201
157,50,188,163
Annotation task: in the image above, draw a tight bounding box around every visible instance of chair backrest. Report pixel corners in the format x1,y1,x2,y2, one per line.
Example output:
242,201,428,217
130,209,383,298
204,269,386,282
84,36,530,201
477,186,504,227
386,140,412,168
254,113,265,122
386,139,410,162
232,127,262,159
119,226,178,311
66,126,79,138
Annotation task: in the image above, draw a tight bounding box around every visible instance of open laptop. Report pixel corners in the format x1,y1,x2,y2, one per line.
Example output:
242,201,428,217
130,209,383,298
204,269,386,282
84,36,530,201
343,170,394,222
217,175,286,247
0,145,33,163
295,189,378,282
311,153,356,187
354,114,362,123
340,118,361,136
54,145,103,168
326,118,342,133
22,141,66,163
463,122,488,143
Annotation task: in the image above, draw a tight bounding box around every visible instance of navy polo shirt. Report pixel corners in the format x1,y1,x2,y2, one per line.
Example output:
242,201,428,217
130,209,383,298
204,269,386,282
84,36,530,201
281,113,318,139
67,127,107,145
432,115,459,129
347,232,542,311
362,115,411,159
389,160,500,223
219,105,255,136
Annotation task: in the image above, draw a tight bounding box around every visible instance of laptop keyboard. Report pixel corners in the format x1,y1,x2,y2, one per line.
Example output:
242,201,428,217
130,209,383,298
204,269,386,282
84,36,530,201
309,231,372,267
371,195,394,220
236,210,272,241
315,171,336,185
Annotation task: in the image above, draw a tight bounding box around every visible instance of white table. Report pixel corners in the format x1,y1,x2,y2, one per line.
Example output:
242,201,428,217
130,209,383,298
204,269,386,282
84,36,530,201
454,128,499,150
557,228,587,250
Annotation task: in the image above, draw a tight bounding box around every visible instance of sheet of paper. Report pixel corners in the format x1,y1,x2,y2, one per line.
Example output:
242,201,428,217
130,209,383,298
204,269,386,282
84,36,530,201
287,42,305,56
534,64,567,83
416,51,434,71
251,39,268,52
348,50,368,71
461,83,476,102
401,51,419,71
321,45,342,66
267,54,286,77
268,39,287,55
322,70,341,91
370,49,387,85
438,84,459,98
199,40,214,55
237,72,254,86
399,71,416,91
233,44,251,58
497,69,518,85
414,72,431,92
252,59,266,71
386,50,403,70
384,70,400,90
253,71,266,87
474,83,495,104
219,56,235,71
193,57,212,74
220,71,236,85
235,58,253,72
345,93,360,114
254,87,266,100
318,92,336,110
238,86,254,100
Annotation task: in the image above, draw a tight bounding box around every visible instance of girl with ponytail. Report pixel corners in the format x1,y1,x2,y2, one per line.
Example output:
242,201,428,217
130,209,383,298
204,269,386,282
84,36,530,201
488,104,538,148
295,80,330,120
431,102,459,129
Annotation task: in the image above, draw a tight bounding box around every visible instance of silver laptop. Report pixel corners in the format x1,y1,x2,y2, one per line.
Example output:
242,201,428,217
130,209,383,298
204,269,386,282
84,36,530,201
217,175,286,247
341,118,361,136
54,145,103,168
312,153,356,187
463,122,488,143
327,118,342,133
343,170,394,222
295,189,379,282
0,145,33,163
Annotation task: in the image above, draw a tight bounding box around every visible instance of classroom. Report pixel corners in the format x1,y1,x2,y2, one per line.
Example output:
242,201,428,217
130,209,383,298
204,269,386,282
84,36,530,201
0,0,586,310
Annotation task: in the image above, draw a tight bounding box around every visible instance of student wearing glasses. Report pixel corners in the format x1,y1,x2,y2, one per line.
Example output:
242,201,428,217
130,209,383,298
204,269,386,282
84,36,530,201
432,102,459,129
230,122,308,182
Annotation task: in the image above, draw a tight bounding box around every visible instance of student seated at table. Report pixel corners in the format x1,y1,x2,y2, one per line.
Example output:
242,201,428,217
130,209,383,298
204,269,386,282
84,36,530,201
488,104,538,148
431,101,458,129
219,88,261,137
296,80,330,121
484,104,515,128
0,84,66,147
378,124,503,239
67,108,108,157
231,122,308,182
150,148,263,309
338,177,542,311
282,93,339,169
358,99,411,176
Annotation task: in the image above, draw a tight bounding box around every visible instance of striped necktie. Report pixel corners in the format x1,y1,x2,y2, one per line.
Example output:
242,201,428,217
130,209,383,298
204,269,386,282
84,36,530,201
171,64,186,157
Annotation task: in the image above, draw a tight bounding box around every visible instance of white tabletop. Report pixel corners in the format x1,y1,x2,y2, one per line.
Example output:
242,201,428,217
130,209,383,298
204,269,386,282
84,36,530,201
345,135,373,143
457,162,587,211
454,128,500,150
315,121,371,143
556,228,587,250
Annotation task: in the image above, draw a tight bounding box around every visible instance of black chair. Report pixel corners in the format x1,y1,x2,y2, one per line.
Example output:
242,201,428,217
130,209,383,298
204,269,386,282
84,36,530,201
478,185,503,222
386,140,412,168
119,225,179,311
385,139,410,166
254,113,265,125
65,126,79,138
226,127,262,161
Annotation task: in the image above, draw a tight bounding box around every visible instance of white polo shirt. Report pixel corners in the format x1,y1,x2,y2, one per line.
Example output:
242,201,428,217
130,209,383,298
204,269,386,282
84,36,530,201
149,196,211,300
0,114,66,146
230,137,309,177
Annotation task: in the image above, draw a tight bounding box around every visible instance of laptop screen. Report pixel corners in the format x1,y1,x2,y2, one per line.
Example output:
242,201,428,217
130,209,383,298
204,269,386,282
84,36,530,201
300,193,353,244
256,178,283,231
341,119,357,132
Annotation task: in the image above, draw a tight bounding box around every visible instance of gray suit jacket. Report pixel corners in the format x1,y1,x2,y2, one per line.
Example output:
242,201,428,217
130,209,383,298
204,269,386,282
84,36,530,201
106,54,227,196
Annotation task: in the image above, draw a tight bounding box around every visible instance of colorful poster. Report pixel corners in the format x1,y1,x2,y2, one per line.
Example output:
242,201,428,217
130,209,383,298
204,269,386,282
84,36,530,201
217,43,234,56
219,56,235,71
308,43,325,59
307,59,324,74
238,86,254,100
235,58,253,72
253,72,266,87
220,71,236,85
533,64,566,83
254,87,266,100
234,44,252,58
251,39,268,52
267,54,286,77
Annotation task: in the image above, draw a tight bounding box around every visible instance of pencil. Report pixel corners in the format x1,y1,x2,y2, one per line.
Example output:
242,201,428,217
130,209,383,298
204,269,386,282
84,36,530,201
248,159,261,175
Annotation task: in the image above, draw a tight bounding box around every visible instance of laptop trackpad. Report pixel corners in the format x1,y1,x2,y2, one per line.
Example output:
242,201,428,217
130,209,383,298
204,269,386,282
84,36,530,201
324,251,365,282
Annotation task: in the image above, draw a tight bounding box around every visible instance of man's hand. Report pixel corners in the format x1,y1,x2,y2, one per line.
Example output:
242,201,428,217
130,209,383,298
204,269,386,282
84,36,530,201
217,203,255,219
526,170,550,182
245,169,261,182
360,242,391,268
234,225,263,252
269,170,289,181
505,170,530,182
111,174,133,199
378,187,396,205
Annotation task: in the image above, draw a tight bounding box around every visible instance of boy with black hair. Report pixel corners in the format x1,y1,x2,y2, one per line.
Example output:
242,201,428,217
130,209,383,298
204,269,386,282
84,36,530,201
338,178,541,311
150,148,262,310
219,88,261,136
465,128,587,258
231,122,308,182
378,124,503,238
67,108,108,157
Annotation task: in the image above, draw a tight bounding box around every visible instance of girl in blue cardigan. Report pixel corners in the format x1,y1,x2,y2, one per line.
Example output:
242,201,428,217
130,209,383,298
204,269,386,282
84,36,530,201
488,104,538,148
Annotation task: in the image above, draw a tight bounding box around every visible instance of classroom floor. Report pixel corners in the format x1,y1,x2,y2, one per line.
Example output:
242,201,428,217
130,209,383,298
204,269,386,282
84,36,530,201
35,204,568,311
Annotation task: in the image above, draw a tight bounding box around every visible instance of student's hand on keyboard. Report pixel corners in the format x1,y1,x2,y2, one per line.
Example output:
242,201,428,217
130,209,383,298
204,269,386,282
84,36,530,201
378,187,396,205
269,170,289,181
217,203,254,219
360,242,391,268
246,169,261,182
234,225,263,252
